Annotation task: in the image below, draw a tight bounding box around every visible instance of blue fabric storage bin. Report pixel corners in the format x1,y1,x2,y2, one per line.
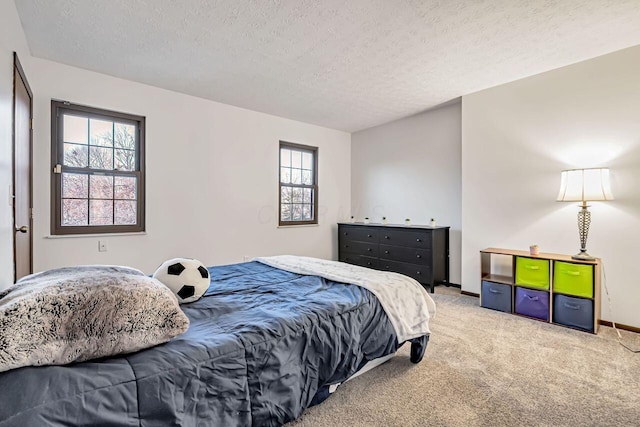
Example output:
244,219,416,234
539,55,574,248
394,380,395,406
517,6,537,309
481,281,512,313
553,294,594,332
514,287,549,321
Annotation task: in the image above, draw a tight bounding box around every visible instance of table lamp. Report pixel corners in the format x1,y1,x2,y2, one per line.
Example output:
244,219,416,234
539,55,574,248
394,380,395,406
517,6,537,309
557,168,613,260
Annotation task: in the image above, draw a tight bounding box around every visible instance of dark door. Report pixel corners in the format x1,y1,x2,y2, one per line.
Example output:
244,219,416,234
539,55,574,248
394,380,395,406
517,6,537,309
13,53,33,281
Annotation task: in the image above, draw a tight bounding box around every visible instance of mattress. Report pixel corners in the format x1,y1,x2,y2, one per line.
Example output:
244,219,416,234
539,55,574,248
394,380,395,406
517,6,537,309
0,261,427,426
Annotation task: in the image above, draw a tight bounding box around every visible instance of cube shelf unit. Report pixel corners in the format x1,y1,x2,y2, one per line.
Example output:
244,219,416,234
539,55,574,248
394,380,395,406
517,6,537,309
480,248,601,334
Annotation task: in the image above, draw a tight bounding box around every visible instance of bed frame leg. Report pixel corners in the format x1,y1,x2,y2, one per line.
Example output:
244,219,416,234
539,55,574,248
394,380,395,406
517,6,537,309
410,335,429,364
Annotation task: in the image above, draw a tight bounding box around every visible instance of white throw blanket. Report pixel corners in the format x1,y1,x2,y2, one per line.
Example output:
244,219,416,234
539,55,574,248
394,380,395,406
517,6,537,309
254,255,436,343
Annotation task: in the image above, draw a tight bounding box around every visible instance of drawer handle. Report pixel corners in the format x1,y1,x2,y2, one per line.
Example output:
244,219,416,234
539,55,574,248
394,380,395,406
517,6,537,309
416,254,421,258
565,271,580,276
367,234,372,237
367,262,372,266
416,271,421,275
416,238,422,242
384,236,390,239
525,265,540,270
563,303,580,310
489,288,502,294
344,232,348,235
367,248,372,252
525,295,539,301
385,265,390,269
384,250,389,254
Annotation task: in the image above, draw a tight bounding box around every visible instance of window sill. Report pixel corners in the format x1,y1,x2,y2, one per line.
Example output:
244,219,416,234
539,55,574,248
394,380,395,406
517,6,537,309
277,224,319,229
45,232,147,239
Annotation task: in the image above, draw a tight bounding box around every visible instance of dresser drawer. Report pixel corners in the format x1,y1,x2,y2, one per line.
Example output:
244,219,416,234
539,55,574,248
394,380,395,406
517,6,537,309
339,254,378,269
553,261,593,298
339,225,379,243
379,229,431,249
340,240,378,257
379,244,430,264
379,259,432,283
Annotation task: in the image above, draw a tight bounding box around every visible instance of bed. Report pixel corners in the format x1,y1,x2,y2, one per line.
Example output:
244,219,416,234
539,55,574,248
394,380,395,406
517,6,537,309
0,258,433,426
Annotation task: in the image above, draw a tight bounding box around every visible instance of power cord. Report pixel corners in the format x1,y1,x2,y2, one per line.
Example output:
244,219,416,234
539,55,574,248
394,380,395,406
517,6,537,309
602,261,640,353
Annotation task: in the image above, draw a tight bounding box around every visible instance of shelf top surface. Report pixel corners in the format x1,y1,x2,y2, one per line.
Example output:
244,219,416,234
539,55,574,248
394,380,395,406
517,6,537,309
338,222,450,230
481,273,513,285
481,247,600,264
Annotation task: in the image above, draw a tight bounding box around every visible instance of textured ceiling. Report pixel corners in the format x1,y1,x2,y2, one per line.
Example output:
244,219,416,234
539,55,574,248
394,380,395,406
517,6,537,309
15,0,640,132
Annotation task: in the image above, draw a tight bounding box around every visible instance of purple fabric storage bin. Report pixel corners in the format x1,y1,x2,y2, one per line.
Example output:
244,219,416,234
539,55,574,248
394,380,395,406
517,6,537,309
515,287,549,321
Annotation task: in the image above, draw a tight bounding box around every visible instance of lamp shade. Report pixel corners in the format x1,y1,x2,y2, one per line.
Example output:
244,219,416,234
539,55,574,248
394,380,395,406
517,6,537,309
557,168,614,202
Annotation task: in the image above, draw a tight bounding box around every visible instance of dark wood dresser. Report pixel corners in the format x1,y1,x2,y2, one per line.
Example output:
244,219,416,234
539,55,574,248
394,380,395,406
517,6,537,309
338,223,450,293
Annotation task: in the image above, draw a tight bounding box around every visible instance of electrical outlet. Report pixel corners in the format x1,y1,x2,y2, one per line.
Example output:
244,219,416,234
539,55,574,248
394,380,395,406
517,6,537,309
98,240,108,252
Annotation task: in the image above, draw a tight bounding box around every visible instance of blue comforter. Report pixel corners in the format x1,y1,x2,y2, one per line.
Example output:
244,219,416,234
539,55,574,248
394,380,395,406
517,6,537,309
0,261,420,426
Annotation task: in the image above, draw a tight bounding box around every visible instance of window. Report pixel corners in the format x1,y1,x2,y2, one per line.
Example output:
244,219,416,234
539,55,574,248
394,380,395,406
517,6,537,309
279,141,318,226
51,101,145,235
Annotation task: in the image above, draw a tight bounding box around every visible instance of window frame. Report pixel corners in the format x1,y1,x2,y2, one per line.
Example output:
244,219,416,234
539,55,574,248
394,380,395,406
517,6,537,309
278,141,318,226
50,100,146,235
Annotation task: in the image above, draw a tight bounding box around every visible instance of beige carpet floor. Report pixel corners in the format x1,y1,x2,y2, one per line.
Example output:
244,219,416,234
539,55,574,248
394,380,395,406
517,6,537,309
288,292,640,427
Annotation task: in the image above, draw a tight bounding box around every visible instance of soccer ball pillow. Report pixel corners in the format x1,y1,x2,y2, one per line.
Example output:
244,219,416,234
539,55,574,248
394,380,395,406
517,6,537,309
153,258,210,304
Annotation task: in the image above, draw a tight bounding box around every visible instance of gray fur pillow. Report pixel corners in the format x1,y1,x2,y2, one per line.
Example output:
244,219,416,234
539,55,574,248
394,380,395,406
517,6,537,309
0,265,189,373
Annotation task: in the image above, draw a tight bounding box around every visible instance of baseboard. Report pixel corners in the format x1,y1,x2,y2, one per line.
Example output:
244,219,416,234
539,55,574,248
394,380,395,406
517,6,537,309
444,282,461,289
599,320,640,334
460,290,479,298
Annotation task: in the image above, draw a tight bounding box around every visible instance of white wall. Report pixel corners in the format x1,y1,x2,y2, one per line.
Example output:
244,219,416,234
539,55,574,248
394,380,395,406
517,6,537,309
28,58,350,276
351,102,462,285
462,45,640,327
0,0,31,288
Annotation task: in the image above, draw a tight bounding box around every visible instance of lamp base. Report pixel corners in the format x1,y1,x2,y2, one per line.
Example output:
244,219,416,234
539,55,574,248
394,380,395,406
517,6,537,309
573,202,595,261
572,250,595,261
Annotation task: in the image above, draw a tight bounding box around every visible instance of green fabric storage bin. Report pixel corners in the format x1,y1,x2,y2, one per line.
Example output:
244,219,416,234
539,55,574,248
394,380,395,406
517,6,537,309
553,261,593,298
515,257,550,290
